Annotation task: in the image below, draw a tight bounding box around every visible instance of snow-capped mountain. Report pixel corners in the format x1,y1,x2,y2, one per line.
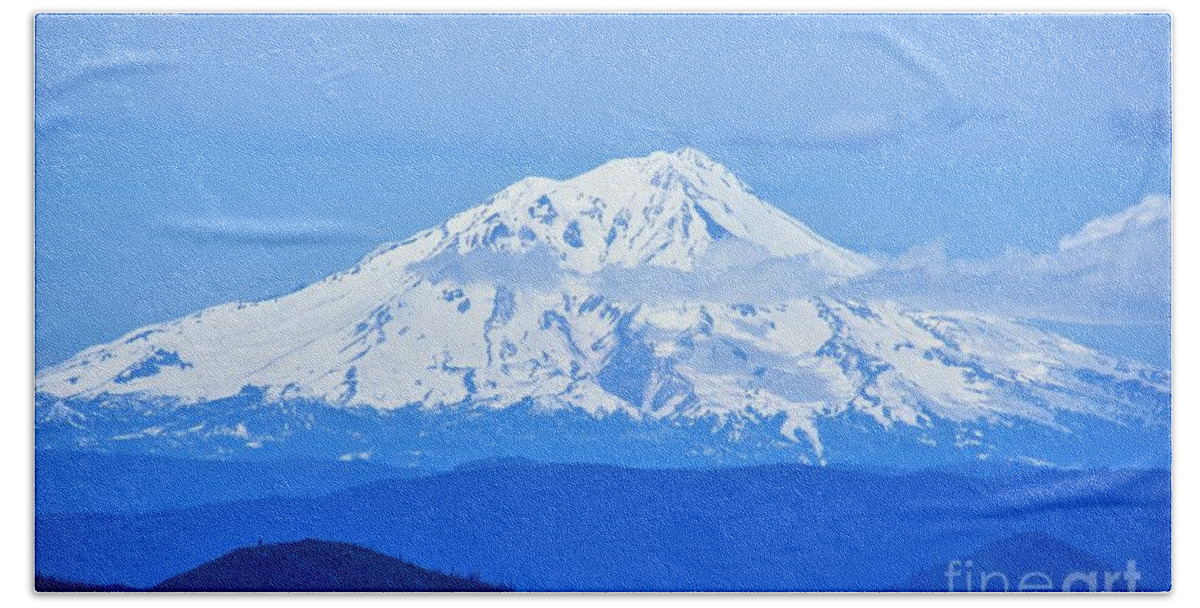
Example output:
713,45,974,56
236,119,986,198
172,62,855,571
35,148,1170,468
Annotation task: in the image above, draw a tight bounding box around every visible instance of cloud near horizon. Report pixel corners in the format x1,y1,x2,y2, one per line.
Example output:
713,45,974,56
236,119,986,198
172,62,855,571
578,194,1171,327
403,195,1169,328
849,194,1170,325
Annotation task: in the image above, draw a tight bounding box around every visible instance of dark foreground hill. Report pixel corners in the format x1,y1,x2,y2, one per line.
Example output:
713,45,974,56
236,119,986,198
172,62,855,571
152,539,505,592
35,574,136,592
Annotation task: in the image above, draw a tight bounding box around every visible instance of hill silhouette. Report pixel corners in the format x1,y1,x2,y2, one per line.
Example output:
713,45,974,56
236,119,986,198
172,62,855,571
152,539,506,592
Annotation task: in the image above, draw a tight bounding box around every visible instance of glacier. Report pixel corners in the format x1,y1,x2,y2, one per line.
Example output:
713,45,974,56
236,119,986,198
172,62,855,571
34,148,1170,468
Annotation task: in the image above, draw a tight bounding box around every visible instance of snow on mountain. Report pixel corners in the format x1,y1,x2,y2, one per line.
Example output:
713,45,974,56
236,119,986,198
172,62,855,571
34,148,1170,467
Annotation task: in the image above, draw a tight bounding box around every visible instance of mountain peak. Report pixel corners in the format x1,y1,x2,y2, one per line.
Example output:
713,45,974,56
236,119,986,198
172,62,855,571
574,147,747,201
670,146,716,165
638,147,724,176
439,148,873,275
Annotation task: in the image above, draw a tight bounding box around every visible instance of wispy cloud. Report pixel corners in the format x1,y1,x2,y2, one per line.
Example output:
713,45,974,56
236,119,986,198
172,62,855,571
1058,194,1168,250
155,215,378,246
587,239,835,305
39,50,180,97
411,244,567,292
842,26,958,98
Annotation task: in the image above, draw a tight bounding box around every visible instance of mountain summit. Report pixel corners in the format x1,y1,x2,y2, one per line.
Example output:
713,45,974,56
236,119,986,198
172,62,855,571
35,149,1169,468
439,147,875,275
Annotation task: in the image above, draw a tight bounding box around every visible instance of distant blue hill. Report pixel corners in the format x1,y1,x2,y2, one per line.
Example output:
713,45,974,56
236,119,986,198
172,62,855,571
36,451,428,514
35,459,1169,591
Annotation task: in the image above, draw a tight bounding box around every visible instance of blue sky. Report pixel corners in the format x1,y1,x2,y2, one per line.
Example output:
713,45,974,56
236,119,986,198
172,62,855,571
34,13,1171,369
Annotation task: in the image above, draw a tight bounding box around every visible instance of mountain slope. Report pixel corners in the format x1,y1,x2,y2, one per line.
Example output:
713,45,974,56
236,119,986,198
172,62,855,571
34,148,1170,468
